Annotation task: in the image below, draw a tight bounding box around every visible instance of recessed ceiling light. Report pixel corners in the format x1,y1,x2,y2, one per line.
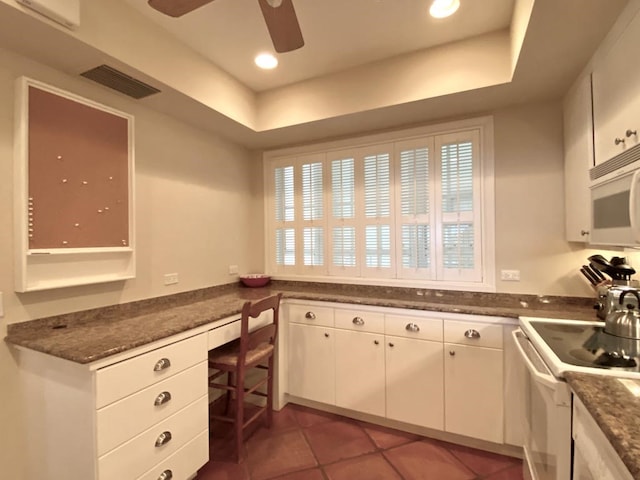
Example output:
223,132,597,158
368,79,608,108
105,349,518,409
255,53,278,70
429,0,460,18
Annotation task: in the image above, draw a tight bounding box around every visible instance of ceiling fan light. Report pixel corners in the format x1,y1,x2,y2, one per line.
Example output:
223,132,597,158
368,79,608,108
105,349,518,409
255,53,278,69
429,0,460,18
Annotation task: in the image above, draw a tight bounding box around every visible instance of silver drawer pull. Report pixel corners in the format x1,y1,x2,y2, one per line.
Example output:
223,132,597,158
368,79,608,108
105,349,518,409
158,470,173,480
155,431,172,447
405,322,420,333
305,311,316,320
464,329,481,339
154,358,171,371
154,391,172,406
352,316,365,326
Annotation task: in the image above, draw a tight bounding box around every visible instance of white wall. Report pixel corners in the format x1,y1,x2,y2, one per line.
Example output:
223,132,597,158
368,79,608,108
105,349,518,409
0,46,262,478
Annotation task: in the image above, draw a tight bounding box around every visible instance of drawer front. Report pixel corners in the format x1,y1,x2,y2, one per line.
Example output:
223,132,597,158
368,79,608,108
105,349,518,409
384,315,442,341
288,304,334,327
97,361,208,456
443,320,503,349
98,395,208,480
96,334,207,408
208,311,273,350
136,429,209,480
334,309,384,333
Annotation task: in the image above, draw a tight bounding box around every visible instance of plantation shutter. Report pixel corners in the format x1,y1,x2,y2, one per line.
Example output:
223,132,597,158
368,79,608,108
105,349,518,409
329,154,358,275
435,131,482,282
273,165,295,269
362,147,394,277
395,138,435,279
302,162,324,267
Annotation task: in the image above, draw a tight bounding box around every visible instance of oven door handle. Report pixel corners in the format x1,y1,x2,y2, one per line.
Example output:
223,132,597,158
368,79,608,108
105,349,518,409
512,329,558,389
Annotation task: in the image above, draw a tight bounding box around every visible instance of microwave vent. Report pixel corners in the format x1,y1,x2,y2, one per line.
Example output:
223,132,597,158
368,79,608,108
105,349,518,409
80,65,161,99
590,143,640,181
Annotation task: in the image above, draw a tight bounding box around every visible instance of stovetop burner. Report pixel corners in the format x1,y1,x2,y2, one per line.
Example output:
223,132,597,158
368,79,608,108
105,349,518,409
529,321,640,372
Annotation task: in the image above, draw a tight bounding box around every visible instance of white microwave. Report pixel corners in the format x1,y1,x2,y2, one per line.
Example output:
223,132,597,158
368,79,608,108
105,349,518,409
590,163,640,247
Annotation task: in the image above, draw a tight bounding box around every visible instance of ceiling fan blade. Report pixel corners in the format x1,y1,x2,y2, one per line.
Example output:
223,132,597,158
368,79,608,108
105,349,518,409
258,0,304,53
148,0,216,18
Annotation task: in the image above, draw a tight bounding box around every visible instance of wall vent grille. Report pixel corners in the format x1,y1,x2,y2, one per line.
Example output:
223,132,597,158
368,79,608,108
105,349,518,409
591,143,640,180
80,65,160,99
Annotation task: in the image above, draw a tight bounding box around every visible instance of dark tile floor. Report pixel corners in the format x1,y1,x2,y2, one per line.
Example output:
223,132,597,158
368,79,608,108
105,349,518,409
195,403,524,480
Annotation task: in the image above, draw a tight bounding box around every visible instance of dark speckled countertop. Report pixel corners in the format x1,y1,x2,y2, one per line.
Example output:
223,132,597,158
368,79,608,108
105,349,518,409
6,280,596,364
566,372,640,479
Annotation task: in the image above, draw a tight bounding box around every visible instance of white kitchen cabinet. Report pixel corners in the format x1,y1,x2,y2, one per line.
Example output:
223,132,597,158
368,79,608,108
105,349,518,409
592,6,640,165
287,322,336,405
386,335,444,430
17,333,209,480
443,320,504,444
335,329,385,416
563,73,594,242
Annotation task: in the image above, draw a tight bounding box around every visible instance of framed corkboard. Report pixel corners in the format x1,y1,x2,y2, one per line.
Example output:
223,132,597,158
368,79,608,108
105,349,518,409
14,77,135,292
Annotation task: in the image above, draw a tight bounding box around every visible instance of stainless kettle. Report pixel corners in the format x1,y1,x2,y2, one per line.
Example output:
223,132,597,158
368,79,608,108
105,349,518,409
605,290,640,339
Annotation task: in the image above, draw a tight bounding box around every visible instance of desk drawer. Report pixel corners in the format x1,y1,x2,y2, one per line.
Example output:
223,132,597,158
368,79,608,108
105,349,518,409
136,429,209,480
444,320,503,349
96,334,207,408
98,395,208,480
96,361,208,456
288,304,334,327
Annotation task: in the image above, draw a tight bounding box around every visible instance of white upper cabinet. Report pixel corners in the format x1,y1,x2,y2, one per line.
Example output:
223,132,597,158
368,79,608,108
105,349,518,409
592,7,640,165
563,74,594,242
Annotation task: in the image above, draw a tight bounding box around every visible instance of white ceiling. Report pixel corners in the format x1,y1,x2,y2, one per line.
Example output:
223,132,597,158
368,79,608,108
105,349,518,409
123,0,515,92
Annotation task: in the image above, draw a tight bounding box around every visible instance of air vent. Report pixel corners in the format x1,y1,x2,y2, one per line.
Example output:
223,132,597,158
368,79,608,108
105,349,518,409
80,65,160,99
591,143,640,181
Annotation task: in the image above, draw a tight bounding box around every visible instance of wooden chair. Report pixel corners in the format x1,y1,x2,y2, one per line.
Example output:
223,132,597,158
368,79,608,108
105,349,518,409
207,293,282,462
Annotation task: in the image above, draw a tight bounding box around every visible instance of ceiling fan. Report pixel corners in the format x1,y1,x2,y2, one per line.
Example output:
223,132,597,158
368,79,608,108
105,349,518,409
147,0,305,53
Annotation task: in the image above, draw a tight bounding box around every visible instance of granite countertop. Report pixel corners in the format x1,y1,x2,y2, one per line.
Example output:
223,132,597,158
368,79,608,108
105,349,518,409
5,280,596,364
565,372,640,479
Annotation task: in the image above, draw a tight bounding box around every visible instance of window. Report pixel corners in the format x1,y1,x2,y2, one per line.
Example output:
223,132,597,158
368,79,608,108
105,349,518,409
265,117,494,290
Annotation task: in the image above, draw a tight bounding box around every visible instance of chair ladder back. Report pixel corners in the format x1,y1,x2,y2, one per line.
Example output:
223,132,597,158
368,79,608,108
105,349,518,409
238,293,282,362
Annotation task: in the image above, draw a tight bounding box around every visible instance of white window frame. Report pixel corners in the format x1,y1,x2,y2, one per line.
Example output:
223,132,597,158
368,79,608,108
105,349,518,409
263,116,496,292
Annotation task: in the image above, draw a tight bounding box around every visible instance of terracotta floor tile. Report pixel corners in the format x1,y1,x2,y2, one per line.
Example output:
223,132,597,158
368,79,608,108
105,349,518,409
290,404,342,428
446,443,522,476
361,423,421,449
383,441,476,480
246,428,317,480
196,460,250,480
304,419,377,464
324,453,402,480
484,464,525,480
270,405,300,432
270,467,326,480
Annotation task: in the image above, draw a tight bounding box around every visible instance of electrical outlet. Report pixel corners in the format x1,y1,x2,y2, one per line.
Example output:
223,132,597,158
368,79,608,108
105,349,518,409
500,269,521,281
164,273,179,285
228,265,239,275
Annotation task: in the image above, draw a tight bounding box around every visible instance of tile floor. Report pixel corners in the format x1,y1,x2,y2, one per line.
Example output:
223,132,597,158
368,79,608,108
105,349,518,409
195,403,524,480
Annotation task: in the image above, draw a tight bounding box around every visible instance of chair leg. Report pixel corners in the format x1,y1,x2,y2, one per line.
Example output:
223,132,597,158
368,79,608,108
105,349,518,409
235,370,244,463
266,356,274,428
224,372,233,416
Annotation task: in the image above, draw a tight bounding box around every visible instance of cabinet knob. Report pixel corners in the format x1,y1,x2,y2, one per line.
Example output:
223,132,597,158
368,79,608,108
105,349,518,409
155,431,172,447
580,230,589,236
158,470,173,480
352,316,365,326
324,332,330,338
374,340,380,345
405,322,420,333
464,329,481,339
615,137,626,145
305,311,316,320
154,391,172,406
153,358,171,372
627,129,637,138
449,350,456,356
388,342,394,347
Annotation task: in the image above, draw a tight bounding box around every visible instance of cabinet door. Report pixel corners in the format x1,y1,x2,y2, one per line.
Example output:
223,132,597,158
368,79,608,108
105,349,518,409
335,329,385,417
287,323,335,405
592,9,640,164
444,343,503,443
385,336,444,430
564,74,594,242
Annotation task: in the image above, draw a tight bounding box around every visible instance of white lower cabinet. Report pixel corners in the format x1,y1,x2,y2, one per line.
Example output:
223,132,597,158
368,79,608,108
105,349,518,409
335,329,385,416
288,322,336,405
385,335,444,430
286,301,512,447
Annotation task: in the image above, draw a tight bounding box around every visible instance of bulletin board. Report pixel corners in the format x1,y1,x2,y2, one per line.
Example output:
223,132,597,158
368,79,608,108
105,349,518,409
14,77,135,292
